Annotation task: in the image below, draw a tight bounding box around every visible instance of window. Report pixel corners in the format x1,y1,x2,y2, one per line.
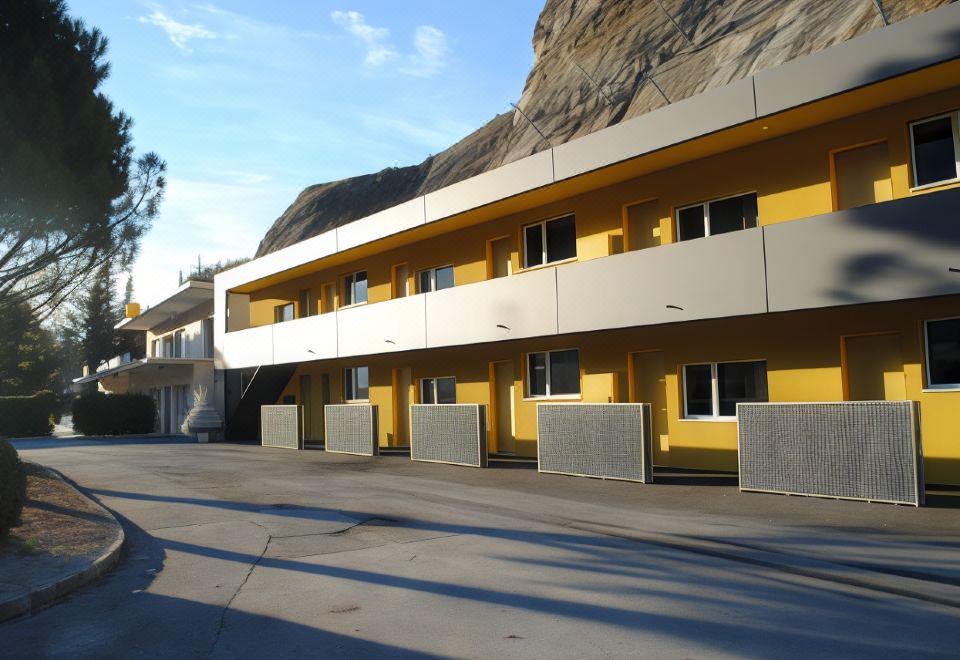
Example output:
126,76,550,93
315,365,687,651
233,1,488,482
676,193,758,241
298,288,313,318
910,113,960,187
925,318,960,388
152,339,160,358
417,265,454,293
162,335,174,358
526,349,580,398
420,377,456,404
683,360,768,419
202,318,214,358
343,271,367,306
344,366,369,401
173,330,184,358
274,303,294,323
523,214,577,268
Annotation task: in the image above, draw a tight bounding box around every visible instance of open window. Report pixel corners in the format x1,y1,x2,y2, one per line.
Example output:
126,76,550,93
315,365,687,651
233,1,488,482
676,193,757,241
522,215,576,268
910,112,960,188
683,360,768,419
343,271,368,307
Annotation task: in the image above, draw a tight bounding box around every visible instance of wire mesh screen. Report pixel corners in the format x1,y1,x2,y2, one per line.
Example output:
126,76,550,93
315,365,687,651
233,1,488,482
261,405,302,450
537,404,652,483
324,404,379,456
410,404,487,467
737,402,923,506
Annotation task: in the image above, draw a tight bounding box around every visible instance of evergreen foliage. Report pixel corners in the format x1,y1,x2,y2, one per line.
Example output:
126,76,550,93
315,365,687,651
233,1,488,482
0,0,165,318
0,439,26,535
72,392,155,435
0,391,57,437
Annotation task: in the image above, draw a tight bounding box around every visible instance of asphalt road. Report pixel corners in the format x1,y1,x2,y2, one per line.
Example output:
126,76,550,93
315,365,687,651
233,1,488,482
3,438,960,658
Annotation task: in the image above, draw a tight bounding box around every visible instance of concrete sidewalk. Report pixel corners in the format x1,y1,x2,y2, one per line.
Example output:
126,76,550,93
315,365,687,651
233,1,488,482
0,463,124,622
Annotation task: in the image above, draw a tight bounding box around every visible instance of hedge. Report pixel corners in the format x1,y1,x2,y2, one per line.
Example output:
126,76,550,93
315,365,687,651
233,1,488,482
0,390,56,438
72,393,156,436
0,439,26,535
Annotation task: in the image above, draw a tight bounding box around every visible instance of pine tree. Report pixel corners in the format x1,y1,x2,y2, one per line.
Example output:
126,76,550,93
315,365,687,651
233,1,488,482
82,263,119,373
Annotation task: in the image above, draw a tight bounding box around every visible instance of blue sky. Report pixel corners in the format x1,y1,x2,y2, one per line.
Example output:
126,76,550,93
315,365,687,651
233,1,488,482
65,1,544,305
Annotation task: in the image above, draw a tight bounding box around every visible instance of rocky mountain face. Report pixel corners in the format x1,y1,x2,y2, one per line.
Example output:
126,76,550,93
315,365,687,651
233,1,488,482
257,0,951,256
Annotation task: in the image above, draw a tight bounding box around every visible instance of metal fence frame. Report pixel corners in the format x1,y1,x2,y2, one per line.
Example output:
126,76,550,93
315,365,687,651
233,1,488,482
410,404,488,467
324,404,379,456
261,405,303,450
737,401,924,506
536,403,653,483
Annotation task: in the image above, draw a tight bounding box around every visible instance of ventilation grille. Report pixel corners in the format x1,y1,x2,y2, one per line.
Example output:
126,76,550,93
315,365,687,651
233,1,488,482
411,404,487,467
261,405,302,450
737,402,923,506
325,404,379,456
537,404,652,483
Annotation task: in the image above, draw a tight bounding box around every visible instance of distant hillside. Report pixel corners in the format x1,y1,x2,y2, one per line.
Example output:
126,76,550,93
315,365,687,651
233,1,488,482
257,0,951,256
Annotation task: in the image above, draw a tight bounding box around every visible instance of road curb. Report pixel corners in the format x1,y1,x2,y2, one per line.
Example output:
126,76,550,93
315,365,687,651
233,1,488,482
0,464,125,623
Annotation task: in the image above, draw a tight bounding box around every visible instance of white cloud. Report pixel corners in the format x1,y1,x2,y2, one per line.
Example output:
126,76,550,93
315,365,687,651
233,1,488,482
400,25,449,77
331,10,397,66
139,9,217,53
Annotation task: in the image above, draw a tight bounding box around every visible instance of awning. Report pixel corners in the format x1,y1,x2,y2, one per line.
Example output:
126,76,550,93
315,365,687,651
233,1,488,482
72,357,213,385
115,280,214,332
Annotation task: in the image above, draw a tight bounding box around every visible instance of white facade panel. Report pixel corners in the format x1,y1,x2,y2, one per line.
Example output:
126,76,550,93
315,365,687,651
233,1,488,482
337,296,427,358
337,196,426,251
272,313,338,365
216,229,338,291
425,266,558,348
424,150,554,223
219,324,274,369
557,229,767,334
552,78,757,181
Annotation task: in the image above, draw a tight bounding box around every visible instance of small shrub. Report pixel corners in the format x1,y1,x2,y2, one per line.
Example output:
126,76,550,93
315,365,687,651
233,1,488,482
0,439,26,535
0,391,56,437
71,392,156,436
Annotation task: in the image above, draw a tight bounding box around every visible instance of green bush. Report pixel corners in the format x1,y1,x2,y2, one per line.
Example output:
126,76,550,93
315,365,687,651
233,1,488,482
72,393,156,436
0,439,26,535
0,391,56,438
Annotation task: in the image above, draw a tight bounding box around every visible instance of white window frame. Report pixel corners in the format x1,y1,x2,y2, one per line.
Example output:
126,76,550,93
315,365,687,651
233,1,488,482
173,329,185,358
525,348,581,399
342,270,368,307
419,376,457,404
343,366,369,402
923,316,960,390
909,111,960,190
675,191,758,241
682,360,767,420
416,265,454,294
522,214,577,270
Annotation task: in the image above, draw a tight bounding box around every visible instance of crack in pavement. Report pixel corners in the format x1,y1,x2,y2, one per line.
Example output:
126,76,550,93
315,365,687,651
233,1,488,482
203,521,273,659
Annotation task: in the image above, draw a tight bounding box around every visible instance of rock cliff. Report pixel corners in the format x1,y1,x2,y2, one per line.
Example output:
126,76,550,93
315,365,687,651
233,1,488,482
257,0,951,256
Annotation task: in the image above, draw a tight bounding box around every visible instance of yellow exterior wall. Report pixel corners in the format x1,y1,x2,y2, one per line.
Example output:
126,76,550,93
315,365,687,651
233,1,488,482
246,86,960,326
276,295,960,484
248,84,960,484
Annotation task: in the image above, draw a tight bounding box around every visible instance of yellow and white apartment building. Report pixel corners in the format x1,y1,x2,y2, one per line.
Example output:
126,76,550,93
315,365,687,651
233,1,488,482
215,6,960,486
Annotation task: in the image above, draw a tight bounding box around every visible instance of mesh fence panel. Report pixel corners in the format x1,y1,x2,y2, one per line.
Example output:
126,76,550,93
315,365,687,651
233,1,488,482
324,404,379,456
411,404,487,467
261,405,301,449
737,402,923,505
537,404,652,482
